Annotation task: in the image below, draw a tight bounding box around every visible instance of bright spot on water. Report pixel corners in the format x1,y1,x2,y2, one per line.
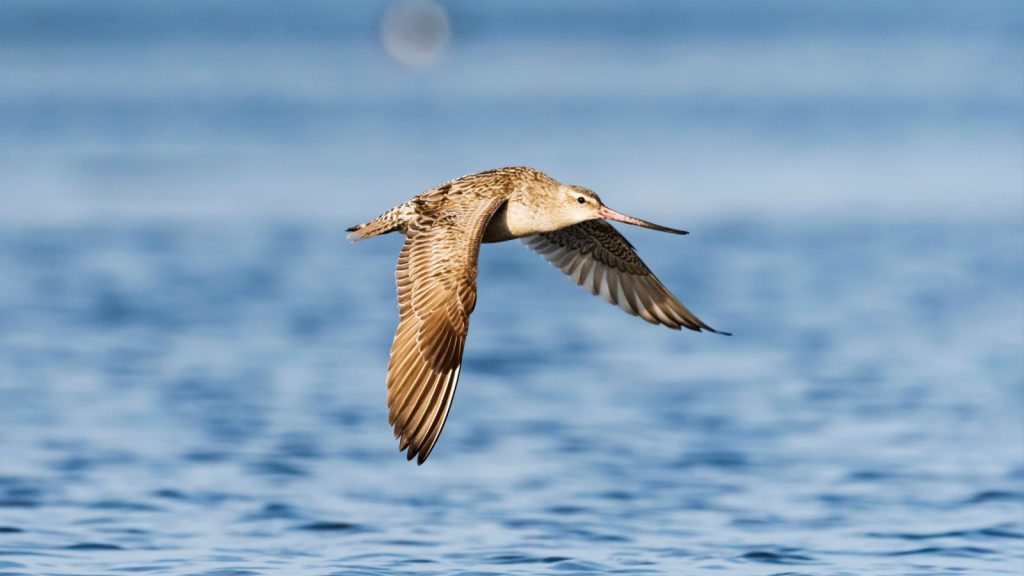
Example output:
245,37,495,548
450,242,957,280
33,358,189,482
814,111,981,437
380,0,450,68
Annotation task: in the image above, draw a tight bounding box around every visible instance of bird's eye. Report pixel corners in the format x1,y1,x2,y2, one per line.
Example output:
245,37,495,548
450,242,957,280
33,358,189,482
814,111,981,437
577,196,586,204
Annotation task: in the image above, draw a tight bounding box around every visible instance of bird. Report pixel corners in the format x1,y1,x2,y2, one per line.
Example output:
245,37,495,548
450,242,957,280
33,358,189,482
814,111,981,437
347,166,728,464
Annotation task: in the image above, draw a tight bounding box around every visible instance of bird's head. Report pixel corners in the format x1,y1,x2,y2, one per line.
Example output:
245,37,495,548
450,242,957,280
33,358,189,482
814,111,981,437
555,184,689,235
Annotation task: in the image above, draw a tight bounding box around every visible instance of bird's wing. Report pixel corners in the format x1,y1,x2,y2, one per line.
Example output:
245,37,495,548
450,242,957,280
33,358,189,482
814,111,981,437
523,219,727,333
387,197,506,464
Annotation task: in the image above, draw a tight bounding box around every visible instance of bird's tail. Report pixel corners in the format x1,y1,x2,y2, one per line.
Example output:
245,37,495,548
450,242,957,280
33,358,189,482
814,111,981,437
346,204,408,242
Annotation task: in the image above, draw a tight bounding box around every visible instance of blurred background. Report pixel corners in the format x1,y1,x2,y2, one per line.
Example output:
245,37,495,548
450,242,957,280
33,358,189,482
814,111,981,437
0,2,1022,575
2,0,1020,222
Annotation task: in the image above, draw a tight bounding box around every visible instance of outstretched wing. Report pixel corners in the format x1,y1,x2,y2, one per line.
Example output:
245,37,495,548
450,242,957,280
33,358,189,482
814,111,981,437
523,220,728,334
387,198,506,464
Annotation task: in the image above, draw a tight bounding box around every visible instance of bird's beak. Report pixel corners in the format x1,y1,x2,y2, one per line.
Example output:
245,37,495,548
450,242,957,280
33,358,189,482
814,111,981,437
598,205,689,235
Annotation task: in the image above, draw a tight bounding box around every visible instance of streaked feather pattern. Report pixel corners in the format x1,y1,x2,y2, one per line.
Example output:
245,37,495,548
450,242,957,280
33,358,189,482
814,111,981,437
350,166,728,465
523,220,728,334
386,197,506,464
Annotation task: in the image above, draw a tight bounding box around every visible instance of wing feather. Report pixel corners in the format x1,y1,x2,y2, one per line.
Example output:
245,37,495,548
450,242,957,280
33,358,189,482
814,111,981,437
523,220,728,334
386,197,506,464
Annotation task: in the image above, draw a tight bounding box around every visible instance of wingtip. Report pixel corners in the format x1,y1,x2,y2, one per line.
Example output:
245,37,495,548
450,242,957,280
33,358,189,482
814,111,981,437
703,325,732,336
689,323,731,336
402,446,429,465
399,438,429,465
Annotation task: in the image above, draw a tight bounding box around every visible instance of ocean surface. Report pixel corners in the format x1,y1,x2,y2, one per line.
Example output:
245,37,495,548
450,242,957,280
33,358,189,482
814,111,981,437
1,1,1023,575
0,219,1021,575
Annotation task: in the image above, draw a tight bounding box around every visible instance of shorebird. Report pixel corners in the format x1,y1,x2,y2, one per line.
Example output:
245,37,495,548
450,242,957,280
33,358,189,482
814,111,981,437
348,166,728,464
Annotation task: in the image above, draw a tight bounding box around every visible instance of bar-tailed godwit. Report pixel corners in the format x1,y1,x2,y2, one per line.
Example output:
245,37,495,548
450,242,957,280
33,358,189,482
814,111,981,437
348,166,728,464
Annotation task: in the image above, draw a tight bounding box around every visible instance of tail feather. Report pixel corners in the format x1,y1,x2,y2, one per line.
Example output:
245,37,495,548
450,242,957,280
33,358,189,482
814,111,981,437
348,200,415,242
347,219,392,242
348,205,409,241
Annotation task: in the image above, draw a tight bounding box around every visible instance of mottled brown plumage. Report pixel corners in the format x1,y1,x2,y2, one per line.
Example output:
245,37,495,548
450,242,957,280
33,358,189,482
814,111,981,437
348,166,728,464
524,220,719,331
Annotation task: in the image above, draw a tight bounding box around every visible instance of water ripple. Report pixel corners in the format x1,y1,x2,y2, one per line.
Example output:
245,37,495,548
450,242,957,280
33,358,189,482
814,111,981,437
0,220,1020,575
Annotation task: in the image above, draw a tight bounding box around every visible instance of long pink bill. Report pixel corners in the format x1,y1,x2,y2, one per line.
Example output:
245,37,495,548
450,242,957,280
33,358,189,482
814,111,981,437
598,206,689,235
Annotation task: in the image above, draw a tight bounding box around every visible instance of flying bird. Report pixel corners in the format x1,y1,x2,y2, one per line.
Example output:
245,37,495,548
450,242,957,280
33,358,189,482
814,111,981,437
348,166,728,464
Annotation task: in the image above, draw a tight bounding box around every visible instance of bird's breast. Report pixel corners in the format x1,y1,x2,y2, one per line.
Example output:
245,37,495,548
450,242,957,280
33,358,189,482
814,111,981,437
482,199,554,243
481,202,517,243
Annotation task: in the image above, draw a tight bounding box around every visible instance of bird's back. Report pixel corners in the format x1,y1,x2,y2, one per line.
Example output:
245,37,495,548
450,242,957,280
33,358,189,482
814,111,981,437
347,167,554,241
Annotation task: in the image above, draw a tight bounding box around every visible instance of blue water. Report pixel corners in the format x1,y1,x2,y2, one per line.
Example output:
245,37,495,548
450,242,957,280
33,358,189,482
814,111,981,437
1,1,1023,575
2,0,1021,221
0,220,1021,575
